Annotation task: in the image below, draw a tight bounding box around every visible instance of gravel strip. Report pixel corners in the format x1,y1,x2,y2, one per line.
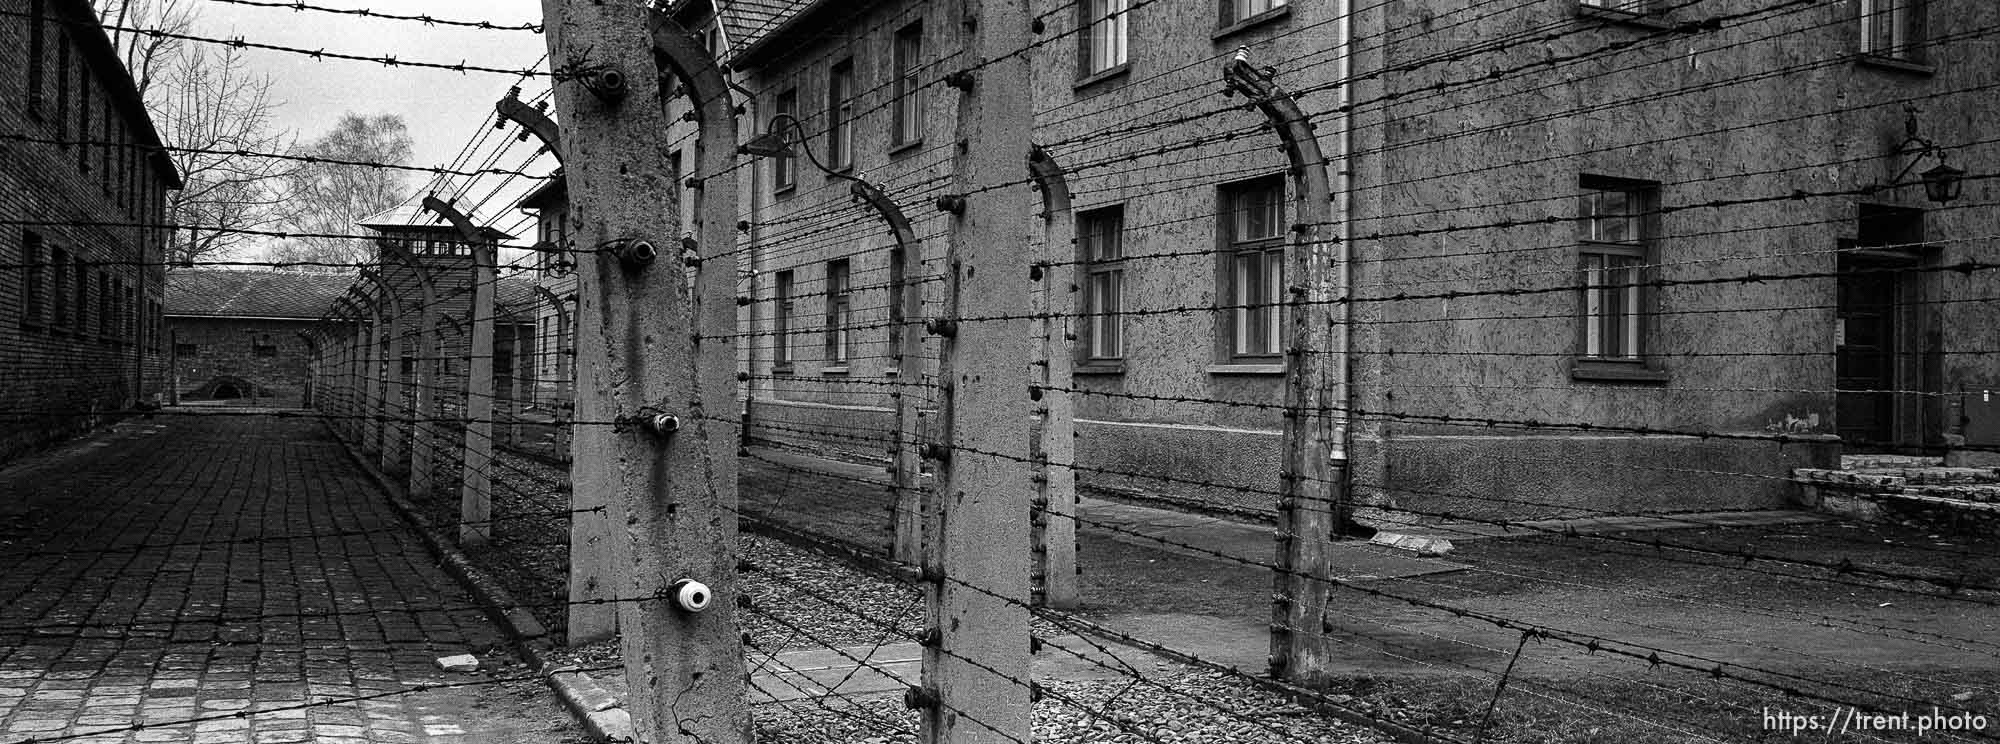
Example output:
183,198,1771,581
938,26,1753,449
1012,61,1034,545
749,671,1391,744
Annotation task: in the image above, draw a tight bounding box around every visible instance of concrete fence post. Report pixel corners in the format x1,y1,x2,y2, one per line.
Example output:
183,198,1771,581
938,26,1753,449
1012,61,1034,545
918,1,1037,741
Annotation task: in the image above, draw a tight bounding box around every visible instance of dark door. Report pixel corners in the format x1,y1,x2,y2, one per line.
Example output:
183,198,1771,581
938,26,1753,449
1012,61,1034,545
1836,254,1899,448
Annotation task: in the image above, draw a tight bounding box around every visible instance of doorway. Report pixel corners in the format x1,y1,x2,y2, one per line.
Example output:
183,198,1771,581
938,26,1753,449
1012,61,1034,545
1835,205,1937,452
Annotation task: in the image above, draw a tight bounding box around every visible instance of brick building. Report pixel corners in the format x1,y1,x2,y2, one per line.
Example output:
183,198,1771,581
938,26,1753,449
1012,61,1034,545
163,269,351,407
1,0,182,463
637,0,2000,520
516,176,575,406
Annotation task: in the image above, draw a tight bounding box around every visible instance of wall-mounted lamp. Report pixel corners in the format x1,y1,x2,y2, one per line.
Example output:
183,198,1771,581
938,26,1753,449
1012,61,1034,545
1881,105,1967,204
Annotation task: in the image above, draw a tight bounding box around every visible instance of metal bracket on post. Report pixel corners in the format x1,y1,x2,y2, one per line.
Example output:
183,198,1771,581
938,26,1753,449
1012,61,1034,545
497,90,566,163
296,331,321,409
1224,47,1346,688
331,295,366,442
1026,145,1078,610
378,238,443,501
422,196,502,547
360,267,405,474
837,180,927,567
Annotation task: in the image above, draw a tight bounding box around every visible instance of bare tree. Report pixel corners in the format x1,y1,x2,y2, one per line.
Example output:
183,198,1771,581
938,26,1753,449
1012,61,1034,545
155,45,298,266
272,114,415,267
92,0,195,97
92,0,296,266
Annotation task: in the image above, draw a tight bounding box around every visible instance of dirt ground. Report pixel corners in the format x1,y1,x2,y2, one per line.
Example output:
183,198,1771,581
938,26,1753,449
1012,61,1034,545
1080,519,2000,743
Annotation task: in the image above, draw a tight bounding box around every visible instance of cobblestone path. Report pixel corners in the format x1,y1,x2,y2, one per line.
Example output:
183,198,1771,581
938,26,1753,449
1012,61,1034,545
0,415,587,744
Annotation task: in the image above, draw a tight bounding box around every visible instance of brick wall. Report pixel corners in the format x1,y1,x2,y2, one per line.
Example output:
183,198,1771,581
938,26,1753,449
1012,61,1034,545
0,0,176,464
163,316,316,407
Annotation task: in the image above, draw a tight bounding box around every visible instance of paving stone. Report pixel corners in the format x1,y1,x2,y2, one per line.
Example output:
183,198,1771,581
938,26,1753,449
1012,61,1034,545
0,417,580,743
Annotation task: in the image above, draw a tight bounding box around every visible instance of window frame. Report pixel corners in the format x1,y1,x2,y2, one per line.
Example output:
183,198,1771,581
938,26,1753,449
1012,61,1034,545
773,269,796,372
21,231,45,329
891,21,925,150
1077,0,1131,81
55,34,70,145
28,0,45,116
97,271,111,340
1573,175,1668,382
1218,0,1287,27
77,63,91,174
50,246,69,330
74,259,89,336
1217,176,1287,363
826,59,856,173
1076,205,1126,368
823,259,852,369
1859,0,1927,66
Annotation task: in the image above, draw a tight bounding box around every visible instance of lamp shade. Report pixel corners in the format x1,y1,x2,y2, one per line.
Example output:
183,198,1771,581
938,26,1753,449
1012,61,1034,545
1921,162,1966,204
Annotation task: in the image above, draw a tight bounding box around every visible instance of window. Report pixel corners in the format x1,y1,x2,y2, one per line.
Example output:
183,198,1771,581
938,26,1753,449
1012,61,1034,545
1860,0,1925,63
97,272,111,338
773,89,797,192
56,36,69,144
824,259,851,366
1219,177,1285,360
1079,0,1130,78
50,247,68,328
22,231,44,327
1579,0,1649,12
74,260,89,334
28,0,45,115
101,104,114,189
254,343,278,358
1576,177,1659,366
1221,0,1287,26
892,22,925,148
1078,206,1125,362
826,60,855,171
121,282,134,343
174,343,197,358
774,270,796,370
77,64,91,173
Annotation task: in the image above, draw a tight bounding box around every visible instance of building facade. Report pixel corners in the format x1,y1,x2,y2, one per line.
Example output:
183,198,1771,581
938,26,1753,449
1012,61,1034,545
635,0,2000,520
163,269,352,407
0,0,182,462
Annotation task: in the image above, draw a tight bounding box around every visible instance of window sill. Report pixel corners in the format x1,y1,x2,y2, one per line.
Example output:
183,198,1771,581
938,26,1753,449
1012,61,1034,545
1213,5,1292,41
824,165,855,182
1073,63,1130,93
773,183,797,199
1571,360,1669,384
1575,4,1672,29
1856,54,1934,76
821,366,850,376
1207,362,1284,375
888,139,924,158
772,365,795,376
1074,361,1125,375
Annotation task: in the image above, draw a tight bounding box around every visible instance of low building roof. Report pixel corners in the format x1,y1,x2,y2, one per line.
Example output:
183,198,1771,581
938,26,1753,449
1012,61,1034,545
164,269,354,320
516,175,567,212
678,0,821,68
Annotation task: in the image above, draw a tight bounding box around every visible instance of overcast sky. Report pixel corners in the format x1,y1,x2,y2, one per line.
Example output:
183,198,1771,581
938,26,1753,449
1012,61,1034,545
188,0,556,254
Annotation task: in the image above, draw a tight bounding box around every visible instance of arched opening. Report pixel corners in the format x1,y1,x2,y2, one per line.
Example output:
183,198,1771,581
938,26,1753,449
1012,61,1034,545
213,383,243,400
